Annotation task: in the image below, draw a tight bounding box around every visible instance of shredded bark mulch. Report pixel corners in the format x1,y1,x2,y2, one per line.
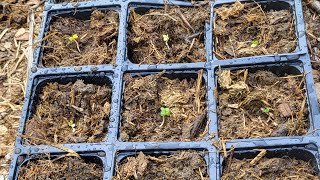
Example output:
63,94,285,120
128,5,210,64
18,156,103,180
214,0,297,59
41,10,118,67
222,156,318,179
121,71,207,141
217,69,308,139
24,80,112,144
114,151,208,180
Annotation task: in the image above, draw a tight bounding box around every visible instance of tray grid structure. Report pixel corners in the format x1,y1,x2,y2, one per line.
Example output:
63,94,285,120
8,0,320,179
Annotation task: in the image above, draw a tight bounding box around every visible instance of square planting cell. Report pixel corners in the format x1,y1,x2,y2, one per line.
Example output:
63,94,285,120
40,9,119,67
127,4,210,64
23,75,112,144
221,149,319,179
217,65,309,140
113,150,208,179
120,70,207,141
213,1,297,60
17,154,103,179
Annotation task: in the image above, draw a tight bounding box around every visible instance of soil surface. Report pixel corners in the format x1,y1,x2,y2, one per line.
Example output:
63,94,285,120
128,5,209,64
217,69,308,139
24,80,112,144
18,156,103,180
121,71,207,141
222,156,318,179
214,0,297,59
41,10,118,67
114,151,208,180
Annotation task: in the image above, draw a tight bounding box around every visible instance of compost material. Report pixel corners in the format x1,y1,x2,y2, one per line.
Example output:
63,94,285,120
121,71,207,141
41,10,118,67
18,156,103,180
128,5,209,64
222,156,318,179
214,0,297,59
24,80,112,144
114,151,208,180
218,69,308,139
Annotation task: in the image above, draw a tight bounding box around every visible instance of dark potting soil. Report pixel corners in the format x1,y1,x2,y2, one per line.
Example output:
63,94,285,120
113,151,208,180
217,69,308,139
121,71,207,141
24,80,112,144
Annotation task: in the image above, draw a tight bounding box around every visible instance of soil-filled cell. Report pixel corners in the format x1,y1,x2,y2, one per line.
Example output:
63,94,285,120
214,1,297,60
41,10,118,67
121,71,207,141
18,156,103,180
113,151,208,180
24,79,112,144
217,68,309,139
127,5,210,64
222,151,318,179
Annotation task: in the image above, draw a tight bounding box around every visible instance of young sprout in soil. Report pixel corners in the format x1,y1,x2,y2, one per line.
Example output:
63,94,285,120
160,107,171,127
69,33,81,53
162,34,170,49
68,120,76,132
251,40,259,48
261,107,270,113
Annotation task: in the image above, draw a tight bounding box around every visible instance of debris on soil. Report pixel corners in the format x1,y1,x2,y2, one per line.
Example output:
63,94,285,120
24,80,112,144
222,156,318,179
0,0,43,177
128,5,210,64
121,70,207,141
214,0,297,59
18,156,103,180
54,0,88,3
217,69,308,139
41,10,119,67
113,151,208,180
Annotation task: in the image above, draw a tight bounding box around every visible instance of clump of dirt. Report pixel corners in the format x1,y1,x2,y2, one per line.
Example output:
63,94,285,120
128,5,210,64
121,70,207,141
217,69,308,139
18,156,103,180
0,4,28,28
113,151,208,180
214,0,297,59
24,79,112,144
222,156,317,179
41,10,118,67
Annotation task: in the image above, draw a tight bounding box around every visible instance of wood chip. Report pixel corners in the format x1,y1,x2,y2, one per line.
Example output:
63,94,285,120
278,103,292,117
15,28,29,41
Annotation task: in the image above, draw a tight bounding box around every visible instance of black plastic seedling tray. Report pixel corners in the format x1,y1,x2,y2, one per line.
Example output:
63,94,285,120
7,0,320,179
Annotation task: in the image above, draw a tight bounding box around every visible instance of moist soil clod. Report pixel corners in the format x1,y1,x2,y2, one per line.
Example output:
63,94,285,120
121,71,207,142
41,10,119,67
113,151,208,180
214,0,297,59
128,5,210,64
24,79,112,144
217,69,308,140
18,156,103,180
222,156,318,179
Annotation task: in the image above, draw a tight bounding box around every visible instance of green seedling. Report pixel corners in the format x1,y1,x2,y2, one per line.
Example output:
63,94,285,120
251,39,259,48
68,34,81,53
162,34,170,49
160,107,171,127
69,34,78,41
68,120,76,132
261,107,270,113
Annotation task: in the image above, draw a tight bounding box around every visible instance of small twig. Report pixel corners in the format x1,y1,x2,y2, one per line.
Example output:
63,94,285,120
20,135,80,158
250,149,267,166
199,167,204,180
226,147,235,173
176,8,195,33
195,69,203,113
0,28,9,40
